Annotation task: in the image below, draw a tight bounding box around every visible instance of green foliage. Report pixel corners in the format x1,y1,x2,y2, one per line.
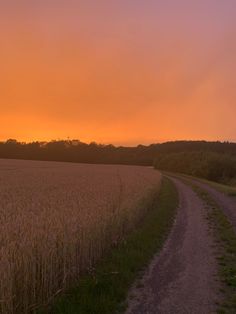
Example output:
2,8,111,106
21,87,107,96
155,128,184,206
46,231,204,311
155,152,236,184
1,139,236,166
42,178,178,314
187,183,236,313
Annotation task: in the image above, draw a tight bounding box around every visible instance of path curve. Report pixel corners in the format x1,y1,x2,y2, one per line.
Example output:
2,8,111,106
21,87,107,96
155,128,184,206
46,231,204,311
186,178,236,231
126,177,219,314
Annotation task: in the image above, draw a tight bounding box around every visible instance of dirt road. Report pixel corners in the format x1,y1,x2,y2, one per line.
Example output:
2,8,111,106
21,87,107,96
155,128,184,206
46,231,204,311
187,178,236,231
126,177,219,314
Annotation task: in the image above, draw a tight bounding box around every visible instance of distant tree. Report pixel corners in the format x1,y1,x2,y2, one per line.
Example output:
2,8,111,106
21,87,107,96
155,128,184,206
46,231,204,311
0,139,236,184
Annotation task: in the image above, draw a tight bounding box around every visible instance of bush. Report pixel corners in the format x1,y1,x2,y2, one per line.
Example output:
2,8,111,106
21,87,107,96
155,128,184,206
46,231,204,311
154,151,236,184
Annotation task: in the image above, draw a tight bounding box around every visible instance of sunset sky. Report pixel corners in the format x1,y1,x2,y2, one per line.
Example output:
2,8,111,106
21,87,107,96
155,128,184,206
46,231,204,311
1,0,236,145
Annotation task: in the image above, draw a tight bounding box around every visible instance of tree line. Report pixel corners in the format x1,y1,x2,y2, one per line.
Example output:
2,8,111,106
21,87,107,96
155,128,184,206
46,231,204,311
154,151,236,184
1,139,236,183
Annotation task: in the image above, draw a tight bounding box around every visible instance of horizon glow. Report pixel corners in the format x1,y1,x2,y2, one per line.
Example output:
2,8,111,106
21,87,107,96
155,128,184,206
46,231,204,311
1,1,236,145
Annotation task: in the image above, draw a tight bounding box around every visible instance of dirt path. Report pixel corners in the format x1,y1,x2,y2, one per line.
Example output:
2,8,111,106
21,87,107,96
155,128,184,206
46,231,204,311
186,178,236,231
125,178,219,314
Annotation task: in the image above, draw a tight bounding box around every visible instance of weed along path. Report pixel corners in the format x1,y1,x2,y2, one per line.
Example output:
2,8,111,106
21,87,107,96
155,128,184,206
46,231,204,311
126,177,219,314
185,178,236,232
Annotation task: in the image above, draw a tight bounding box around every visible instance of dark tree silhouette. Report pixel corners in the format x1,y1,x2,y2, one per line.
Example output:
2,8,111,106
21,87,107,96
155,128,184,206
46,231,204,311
0,139,236,183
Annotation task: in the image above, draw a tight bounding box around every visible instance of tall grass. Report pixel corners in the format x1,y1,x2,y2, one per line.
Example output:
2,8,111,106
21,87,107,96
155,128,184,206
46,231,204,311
0,159,161,313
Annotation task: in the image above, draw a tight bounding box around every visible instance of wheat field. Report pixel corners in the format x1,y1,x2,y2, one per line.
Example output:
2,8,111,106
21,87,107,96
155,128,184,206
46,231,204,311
0,159,161,313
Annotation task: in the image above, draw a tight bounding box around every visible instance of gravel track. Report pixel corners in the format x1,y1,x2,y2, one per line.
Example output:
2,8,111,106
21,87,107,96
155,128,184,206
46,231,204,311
186,178,236,231
126,177,219,314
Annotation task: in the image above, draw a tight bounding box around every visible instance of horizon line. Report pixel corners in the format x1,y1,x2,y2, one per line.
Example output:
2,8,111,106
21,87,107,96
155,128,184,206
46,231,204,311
1,138,236,148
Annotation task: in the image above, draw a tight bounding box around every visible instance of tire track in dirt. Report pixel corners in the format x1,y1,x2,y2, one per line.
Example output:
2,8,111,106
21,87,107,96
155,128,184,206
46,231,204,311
185,178,236,232
125,177,219,314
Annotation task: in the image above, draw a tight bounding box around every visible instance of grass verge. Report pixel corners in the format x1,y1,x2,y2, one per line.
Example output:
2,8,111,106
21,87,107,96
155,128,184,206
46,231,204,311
43,178,178,314
164,171,236,196
185,176,236,197
174,175,236,313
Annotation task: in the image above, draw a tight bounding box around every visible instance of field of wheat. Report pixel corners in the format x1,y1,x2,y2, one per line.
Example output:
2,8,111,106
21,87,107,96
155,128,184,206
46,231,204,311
0,159,161,313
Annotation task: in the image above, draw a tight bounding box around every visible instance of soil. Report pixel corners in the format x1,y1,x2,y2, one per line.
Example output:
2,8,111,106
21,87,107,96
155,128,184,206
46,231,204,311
188,178,236,231
125,177,220,314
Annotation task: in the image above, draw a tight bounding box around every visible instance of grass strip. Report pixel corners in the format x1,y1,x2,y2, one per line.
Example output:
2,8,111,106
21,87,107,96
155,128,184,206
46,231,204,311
183,175,236,197
164,171,236,196
44,178,178,314
174,175,236,313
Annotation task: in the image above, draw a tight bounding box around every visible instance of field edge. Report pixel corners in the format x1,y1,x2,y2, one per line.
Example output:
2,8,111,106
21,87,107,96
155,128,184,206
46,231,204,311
42,177,178,314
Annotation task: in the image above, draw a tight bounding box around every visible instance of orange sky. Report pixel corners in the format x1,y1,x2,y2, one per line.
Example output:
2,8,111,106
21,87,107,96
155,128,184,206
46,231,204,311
1,1,236,145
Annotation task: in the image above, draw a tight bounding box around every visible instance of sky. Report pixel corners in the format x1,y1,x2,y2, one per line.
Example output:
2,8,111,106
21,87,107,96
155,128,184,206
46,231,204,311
0,0,236,145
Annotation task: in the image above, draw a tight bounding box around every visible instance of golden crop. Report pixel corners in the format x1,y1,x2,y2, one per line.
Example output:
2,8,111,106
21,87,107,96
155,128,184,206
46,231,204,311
0,159,161,313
